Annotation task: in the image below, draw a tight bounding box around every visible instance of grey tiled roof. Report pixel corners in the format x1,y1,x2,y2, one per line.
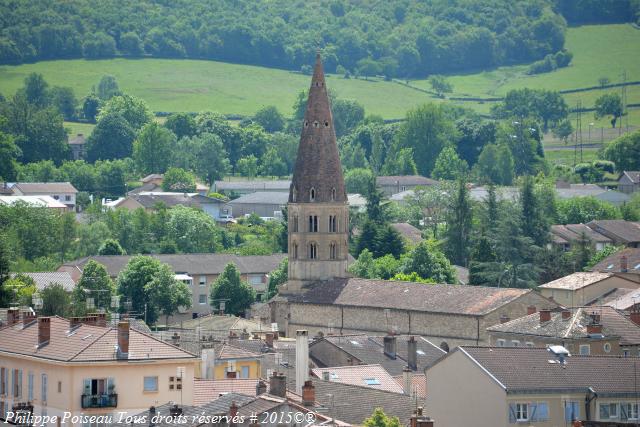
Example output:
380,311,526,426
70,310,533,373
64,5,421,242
376,175,437,186
63,254,285,277
214,180,291,191
18,272,76,292
390,223,423,244
289,278,532,316
587,220,640,244
455,346,640,395
622,171,640,184
228,192,289,205
591,247,640,273
12,182,78,194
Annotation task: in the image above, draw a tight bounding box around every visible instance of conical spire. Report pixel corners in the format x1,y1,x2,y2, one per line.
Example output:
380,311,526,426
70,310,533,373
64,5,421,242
290,54,346,203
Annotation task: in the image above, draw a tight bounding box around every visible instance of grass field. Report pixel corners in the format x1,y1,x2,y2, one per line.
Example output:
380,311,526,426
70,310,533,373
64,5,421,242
64,121,95,137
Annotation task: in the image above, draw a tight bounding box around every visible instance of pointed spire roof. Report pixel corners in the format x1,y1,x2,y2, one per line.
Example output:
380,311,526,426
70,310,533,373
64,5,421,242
290,54,347,203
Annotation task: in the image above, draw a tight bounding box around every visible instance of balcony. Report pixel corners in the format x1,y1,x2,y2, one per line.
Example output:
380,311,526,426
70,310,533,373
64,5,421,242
81,393,118,408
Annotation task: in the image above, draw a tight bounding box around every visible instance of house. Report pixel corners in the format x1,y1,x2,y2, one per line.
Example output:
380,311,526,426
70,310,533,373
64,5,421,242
347,193,367,212
600,288,640,311
587,220,640,248
0,315,197,426
0,196,68,211
273,278,557,348
376,175,438,196
618,171,640,194
590,247,640,283
311,364,405,393
538,272,640,306
10,182,78,211
227,192,288,218
67,133,86,160
59,254,285,318
212,180,292,196
391,222,423,245
487,306,640,356
14,272,76,292
550,223,612,252
129,175,209,196
112,192,232,220
425,346,640,427
200,343,262,380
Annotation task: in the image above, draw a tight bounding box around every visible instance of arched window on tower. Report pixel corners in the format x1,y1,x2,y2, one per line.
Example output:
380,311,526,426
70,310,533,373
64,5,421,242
309,242,318,259
310,187,316,201
292,187,297,202
331,187,336,201
308,215,318,232
292,215,299,232
292,242,298,259
329,242,337,260
328,215,337,233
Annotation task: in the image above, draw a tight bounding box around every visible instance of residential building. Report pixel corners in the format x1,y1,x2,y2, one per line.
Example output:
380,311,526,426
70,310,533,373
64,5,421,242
273,277,557,348
227,192,288,218
129,175,209,196
0,196,68,211
590,247,640,283
67,134,86,160
426,346,640,426
59,254,285,318
487,306,640,356
212,180,291,196
391,222,423,245
310,364,404,393
538,272,640,306
0,315,197,426
587,220,640,247
12,272,76,292
200,343,262,380
10,182,78,211
550,223,613,251
600,288,640,311
376,175,438,196
112,192,232,220
347,193,366,212
618,171,640,194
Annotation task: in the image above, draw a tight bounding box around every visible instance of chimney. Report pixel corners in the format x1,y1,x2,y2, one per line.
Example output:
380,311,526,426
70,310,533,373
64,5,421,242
407,336,417,371
169,404,182,416
91,313,106,327
500,314,510,324
621,255,628,273
256,380,267,396
7,308,20,326
117,321,130,358
539,309,551,323
561,310,572,320
265,332,274,348
302,380,315,407
384,335,397,359
403,366,412,396
149,406,156,427
269,372,286,398
410,407,435,427
527,306,537,315
228,330,238,339
85,315,98,326
587,323,602,335
240,330,250,340
38,317,51,347
70,317,83,328
21,310,36,327
296,330,309,395
229,401,238,418
630,310,640,326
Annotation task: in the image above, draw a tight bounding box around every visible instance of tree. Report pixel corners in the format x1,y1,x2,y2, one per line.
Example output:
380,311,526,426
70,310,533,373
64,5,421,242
191,133,230,183
475,144,514,185
120,32,144,56
401,240,455,284
145,264,191,325
260,146,288,177
59,212,76,262
348,249,376,279
602,130,640,171
254,106,285,133
0,234,11,306
432,146,468,181
493,88,568,132
237,155,259,178
210,263,255,316
98,239,126,255
382,147,417,176
133,122,175,174
86,113,136,161
82,94,101,122
162,167,197,192
40,283,71,317
595,93,623,128
520,176,548,247
96,75,121,101
165,113,197,139
0,132,20,181
167,206,221,253
557,197,620,224
72,260,115,315
344,168,374,194
4,274,36,306
97,94,153,130
23,73,49,108
553,120,573,144
267,258,287,299
332,99,365,138
50,86,77,120
397,104,457,176
444,179,473,266
429,75,453,97
82,32,116,59
364,408,401,427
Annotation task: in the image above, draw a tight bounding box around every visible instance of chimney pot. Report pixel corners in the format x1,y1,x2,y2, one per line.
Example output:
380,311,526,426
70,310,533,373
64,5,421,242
527,306,537,315
117,321,130,358
561,310,572,320
7,308,20,326
256,380,267,395
265,332,274,348
621,255,628,272
38,317,51,347
302,380,315,407
70,317,83,328
383,335,397,359
229,401,238,417
587,323,602,335
21,310,36,327
407,336,417,371
269,372,287,398
539,309,551,323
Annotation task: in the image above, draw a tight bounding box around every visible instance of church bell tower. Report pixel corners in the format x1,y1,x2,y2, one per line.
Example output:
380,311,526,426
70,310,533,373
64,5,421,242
285,53,349,294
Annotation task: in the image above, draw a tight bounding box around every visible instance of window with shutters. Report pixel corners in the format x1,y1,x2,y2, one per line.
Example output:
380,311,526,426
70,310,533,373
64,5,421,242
515,403,528,421
28,372,34,401
0,367,5,396
12,369,22,398
564,401,580,422
41,374,48,402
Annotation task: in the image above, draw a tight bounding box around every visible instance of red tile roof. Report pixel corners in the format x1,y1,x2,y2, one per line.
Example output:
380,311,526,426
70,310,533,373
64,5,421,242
311,364,404,393
193,378,258,405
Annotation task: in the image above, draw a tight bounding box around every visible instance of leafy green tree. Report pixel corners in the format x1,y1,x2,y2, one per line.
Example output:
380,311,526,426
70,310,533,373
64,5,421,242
568,232,595,272
97,94,152,130
162,167,196,192
344,168,374,194
553,120,573,144
401,240,455,284
210,263,255,316
0,234,11,306
520,176,548,247
167,206,221,253
602,130,640,171
0,131,20,181
146,264,191,325
381,147,417,176
492,88,568,132
96,75,121,101
475,144,514,185
133,122,175,174
557,197,621,224
98,239,126,255
237,155,259,178
364,408,401,427
40,283,71,317
595,93,623,128
397,104,457,176
455,119,496,167
267,258,287,299
332,99,366,138
254,106,285,133
432,146,468,181
23,73,49,108
4,274,36,306
195,111,244,170
120,32,144,56
444,179,473,266
50,86,77,120
429,75,453,97
82,94,101,122
82,32,116,59
165,113,197,139
87,113,136,161
260,146,288,177
72,260,115,315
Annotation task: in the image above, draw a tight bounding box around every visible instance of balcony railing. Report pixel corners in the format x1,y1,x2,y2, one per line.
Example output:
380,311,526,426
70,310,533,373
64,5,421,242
81,393,118,408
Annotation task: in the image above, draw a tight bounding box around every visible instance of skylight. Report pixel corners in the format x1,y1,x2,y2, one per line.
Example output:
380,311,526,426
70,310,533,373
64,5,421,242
417,350,425,355
330,373,339,380
606,264,614,270
364,378,380,385
349,340,362,347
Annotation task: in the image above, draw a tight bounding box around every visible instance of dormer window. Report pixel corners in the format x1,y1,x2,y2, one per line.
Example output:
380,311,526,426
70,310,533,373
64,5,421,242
304,121,309,128
324,121,330,127
313,121,320,128
310,187,316,201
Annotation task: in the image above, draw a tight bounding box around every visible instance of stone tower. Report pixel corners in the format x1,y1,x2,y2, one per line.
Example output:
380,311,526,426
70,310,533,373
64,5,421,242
285,53,349,294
